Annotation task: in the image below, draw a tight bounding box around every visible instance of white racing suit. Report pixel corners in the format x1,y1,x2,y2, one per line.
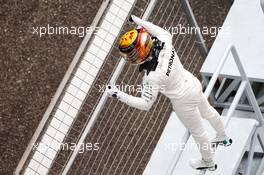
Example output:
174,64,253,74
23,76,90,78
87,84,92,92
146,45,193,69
114,16,226,162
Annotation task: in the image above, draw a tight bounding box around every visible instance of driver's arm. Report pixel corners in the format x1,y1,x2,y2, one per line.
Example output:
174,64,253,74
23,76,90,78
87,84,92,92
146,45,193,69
131,15,172,42
107,80,160,111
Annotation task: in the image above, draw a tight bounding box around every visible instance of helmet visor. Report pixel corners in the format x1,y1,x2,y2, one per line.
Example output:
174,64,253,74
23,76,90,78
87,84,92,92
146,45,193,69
119,28,152,64
120,48,142,64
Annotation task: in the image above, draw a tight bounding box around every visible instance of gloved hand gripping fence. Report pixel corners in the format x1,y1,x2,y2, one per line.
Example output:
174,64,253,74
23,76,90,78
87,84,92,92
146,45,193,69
106,85,121,98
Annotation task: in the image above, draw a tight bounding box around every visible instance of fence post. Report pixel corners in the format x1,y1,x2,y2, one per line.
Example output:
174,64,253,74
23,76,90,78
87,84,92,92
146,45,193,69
179,0,208,59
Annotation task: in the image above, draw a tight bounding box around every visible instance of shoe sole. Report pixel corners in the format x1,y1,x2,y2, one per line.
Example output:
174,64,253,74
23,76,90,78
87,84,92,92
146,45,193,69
196,164,217,171
212,138,233,148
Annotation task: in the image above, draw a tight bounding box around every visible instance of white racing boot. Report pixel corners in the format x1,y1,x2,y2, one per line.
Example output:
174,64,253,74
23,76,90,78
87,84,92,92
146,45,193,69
211,134,232,147
189,158,217,171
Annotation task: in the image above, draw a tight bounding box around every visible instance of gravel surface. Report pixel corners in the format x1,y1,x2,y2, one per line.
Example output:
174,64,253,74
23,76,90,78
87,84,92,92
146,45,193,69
0,0,230,174
0,0,103,174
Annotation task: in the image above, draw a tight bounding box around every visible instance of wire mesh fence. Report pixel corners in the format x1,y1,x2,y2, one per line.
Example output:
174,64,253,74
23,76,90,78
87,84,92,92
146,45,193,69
66,0,205,175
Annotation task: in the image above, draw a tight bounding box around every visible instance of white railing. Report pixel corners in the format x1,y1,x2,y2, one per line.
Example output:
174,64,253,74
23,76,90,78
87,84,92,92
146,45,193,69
261,0,264,13
168,44,264,175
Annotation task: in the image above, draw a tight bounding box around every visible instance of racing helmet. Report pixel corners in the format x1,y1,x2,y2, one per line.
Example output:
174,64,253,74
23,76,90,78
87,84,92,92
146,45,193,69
118,28,153,64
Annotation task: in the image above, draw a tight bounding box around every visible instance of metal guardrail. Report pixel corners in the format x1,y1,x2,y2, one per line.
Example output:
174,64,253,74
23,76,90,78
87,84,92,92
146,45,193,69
168,44,264,175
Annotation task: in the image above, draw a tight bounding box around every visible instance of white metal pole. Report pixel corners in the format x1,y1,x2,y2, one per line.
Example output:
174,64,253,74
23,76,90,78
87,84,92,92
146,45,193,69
231,46,264,125
256,153,264,175
204,44,232,98
224,81,247,127
245,126,258,175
